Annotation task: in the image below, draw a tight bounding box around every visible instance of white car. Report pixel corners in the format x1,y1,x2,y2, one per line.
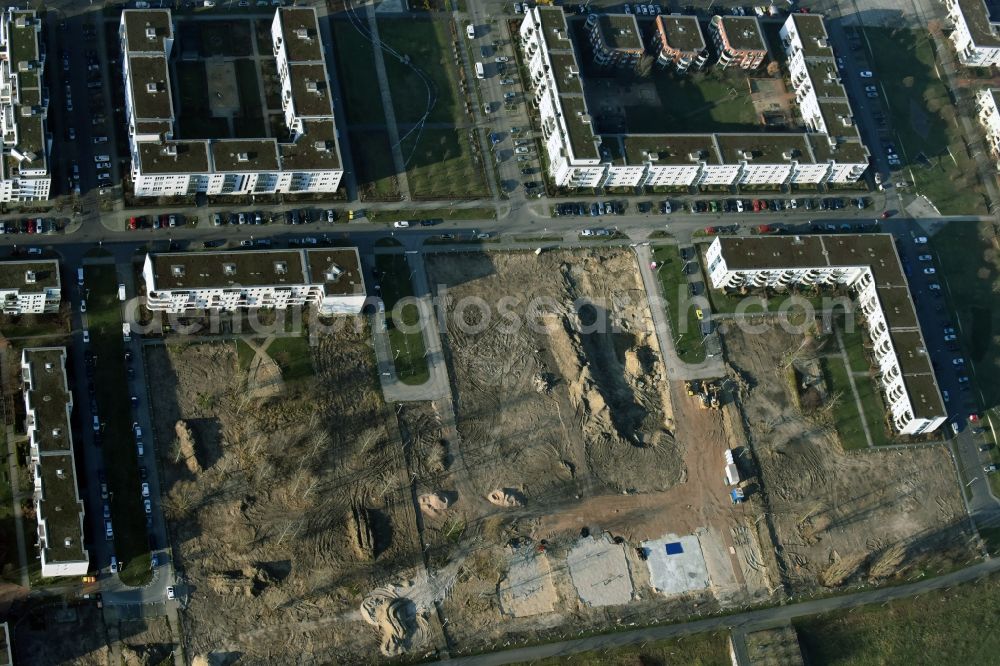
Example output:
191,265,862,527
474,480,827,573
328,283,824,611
922,267,936,275
96,162,111,170
80,300,87,313
928,283,942,291
141,482,150,498
82,330,90,343
860,70,873,78
393,220,410,228
917,254,933,262
166,586,176,600
144,498,152,514
515,146,529,154
110,556,118,573
914,236,928,244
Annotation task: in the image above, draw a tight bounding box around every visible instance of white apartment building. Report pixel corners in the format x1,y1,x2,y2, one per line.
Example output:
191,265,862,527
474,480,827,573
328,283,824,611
706,235,947,436
519,8,869,190
121,8,343,198
976,88,1000,163
0,259,61,314
945,0,1000,66
22,347,90,577
142,248,366,314
0,8,51,202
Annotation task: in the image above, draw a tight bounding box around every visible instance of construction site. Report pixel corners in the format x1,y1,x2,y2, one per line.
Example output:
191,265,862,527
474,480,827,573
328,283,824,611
138,247,977,661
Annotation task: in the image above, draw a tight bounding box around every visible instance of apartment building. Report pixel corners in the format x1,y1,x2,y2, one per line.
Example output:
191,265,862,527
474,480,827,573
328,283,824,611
22,347,90,577
708,15,767,69
585,13,644,68
519,8,869,189
0,8,51,202
142,248,365,314
976,88,1000,163
706,235,947,436
651,15,708,72
945,0,1000,66
121,8,343,198
0,259,61,314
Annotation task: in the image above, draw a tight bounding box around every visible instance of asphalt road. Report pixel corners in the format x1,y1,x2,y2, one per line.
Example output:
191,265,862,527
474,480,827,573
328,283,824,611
433,556,1000,665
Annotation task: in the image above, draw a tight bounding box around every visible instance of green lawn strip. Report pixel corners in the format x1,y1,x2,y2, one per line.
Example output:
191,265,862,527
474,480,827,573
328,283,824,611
512,630,729,666
84,266,151,586
840,323,869,373
234,58,263,120
706,290,824,315
854,372,891,447
264,336,314,382
628,68,758,132
378,17,465,126
795,572,1000,664
368,206,496,223
651,246,706,364
402,128,489,199
348,129,401,201
375,254,429,385
330,20,388,125
861,27,986,215
820,357,870,451
0,431,20,583
175,61,209,115
929,221,999,407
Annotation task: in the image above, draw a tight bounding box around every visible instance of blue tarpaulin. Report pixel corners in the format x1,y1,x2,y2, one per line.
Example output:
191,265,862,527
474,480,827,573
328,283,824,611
664,542,684,555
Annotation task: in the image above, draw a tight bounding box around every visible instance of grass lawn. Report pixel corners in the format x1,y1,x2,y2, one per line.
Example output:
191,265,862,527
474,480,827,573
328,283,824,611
265,336,314,382
854,372,891,447
512,630,729,665
331,20,388,126
368,206,496,223
628,69,758,133
402,128,489,199
84,266,151,586
706,290,826,316
235,58,264,121
840,319,869,373
375,254,429,385
861,28,987,215
821,357,869,450
175,62,209,115
378,18,466,126
652,245,706,364
795,572,1000,664
349,130,401,201
197,19,253,57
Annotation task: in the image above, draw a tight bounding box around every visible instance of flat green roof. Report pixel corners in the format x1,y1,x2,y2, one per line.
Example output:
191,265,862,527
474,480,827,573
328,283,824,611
150,249,308,290
137,140,210,175
288,62,334,118
128,55,174,120
277,7,324,62
8,11,40,65
278,119,341,171
305,248,365,296
38,453,87,564
538,7,573,48
121,9,173,54
0,259,58,293
655,15,706,53
817,100,853,136
593,14,643,52
808,133,868,164
789,14,830,57
716,16,766,52
550,52,583,94
211,139,280,172
805,60,845,99
559,95,600,160
621,133,721,165
715,133,811,164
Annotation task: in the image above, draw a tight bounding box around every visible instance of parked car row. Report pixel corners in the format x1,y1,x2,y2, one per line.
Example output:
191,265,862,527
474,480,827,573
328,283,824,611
0,218,55,234
553,201,625,216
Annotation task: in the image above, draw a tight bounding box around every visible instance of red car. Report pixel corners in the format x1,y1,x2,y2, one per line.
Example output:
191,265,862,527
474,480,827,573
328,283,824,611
128,216,138,230
752,199,760,212
881,210,891,219
26,219,34,234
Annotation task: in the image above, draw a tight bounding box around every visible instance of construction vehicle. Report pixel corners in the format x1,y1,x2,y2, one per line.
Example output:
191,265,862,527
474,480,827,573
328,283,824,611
687,379,721,409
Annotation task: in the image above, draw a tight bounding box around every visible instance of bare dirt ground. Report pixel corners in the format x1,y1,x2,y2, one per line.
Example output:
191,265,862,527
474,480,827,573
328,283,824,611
721,322,973,590
426,249,681,508
117,615,175,665
145,322,425,663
